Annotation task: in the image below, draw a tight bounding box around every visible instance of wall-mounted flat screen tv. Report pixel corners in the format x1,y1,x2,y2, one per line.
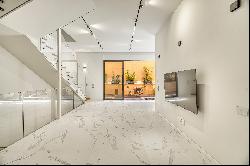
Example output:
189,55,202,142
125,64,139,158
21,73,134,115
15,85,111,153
164,69,198,114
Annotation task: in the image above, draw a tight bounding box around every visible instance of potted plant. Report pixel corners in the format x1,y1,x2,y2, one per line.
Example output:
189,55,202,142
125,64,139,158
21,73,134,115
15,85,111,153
115,75,121,84
125,70,136,84
143,66,153,85
111,72,121,84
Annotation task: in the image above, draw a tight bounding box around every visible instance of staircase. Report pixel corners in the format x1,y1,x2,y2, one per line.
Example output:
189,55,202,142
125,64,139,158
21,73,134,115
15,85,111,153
0,35,67,89
0,0,88,149
0,33,86,148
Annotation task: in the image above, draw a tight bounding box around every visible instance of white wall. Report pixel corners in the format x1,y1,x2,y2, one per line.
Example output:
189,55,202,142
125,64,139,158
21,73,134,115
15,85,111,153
155,0,249,164
76,53,104,101
77,52,155,101
0,45,51,94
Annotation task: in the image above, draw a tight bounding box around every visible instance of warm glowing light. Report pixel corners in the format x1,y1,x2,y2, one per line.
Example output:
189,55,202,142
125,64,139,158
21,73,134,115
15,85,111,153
90,24,104,30
80,29,90,34
134,39,142,42
82,64,87,72
145,0,156,6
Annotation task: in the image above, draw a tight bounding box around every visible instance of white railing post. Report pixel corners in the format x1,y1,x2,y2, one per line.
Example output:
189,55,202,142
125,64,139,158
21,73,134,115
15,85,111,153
57,28,62,119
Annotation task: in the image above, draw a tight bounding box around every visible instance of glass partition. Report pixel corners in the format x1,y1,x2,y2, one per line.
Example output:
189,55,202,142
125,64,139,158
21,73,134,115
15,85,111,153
104,61,124,100
103,60,155,100
40,32,58,69
0,88,83,148
0,92,23,148
77,63,87,98
61,87,74,116
62,61,78,91
74,93,84,109
40,30,86,102
23,89,52,136
124,61,155,100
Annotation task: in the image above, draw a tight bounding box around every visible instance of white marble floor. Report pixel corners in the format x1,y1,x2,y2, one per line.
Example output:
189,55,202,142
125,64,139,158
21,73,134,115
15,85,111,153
0,101,216,165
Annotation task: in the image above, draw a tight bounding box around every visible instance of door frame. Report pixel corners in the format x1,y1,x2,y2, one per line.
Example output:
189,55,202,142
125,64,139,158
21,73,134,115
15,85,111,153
103,60,125,100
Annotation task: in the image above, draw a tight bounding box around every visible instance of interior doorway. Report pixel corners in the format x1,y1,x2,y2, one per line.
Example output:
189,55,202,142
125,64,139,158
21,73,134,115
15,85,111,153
104,60,155,100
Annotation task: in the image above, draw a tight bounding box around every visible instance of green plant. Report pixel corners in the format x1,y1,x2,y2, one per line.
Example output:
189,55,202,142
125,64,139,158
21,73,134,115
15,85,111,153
125,70,136,83
111,72,121,84
115,75,121,84
143,66,153,85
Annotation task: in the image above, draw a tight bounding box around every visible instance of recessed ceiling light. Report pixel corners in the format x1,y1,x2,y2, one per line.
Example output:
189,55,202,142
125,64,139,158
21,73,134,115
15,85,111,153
145,0,157,6
82,64,87,68
90,24,103,30
135,39,142,42
80,29,90,34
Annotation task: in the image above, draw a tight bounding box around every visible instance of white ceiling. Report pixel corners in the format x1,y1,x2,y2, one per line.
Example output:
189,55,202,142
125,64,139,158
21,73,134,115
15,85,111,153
0,0,31,19
64,0,182,52
0,0,95,37
0,0,182,53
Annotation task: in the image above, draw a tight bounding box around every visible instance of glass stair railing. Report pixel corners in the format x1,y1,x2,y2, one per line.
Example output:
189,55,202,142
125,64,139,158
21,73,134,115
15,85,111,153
39,30,86,101
40,33,58,70
0,87,83,149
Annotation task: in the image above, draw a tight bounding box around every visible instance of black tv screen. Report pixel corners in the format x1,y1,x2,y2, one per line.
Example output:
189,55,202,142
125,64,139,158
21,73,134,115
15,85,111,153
164,69,198,114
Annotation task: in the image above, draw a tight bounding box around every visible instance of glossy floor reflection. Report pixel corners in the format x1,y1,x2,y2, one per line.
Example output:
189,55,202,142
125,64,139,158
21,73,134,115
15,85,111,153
0,101,216,165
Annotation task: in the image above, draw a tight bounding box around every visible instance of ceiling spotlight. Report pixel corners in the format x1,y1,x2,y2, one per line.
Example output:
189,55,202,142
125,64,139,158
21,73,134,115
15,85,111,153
80,16,103,51
83,64,87,68
129,0,144,51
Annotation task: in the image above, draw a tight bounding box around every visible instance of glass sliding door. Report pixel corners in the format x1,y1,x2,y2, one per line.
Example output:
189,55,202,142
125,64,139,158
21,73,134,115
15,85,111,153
124,61,155,100
104,61,124,100
104,60,155,100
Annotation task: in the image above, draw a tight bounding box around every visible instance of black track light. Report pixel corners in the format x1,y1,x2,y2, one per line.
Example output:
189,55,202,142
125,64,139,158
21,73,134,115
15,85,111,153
129,0,145,51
